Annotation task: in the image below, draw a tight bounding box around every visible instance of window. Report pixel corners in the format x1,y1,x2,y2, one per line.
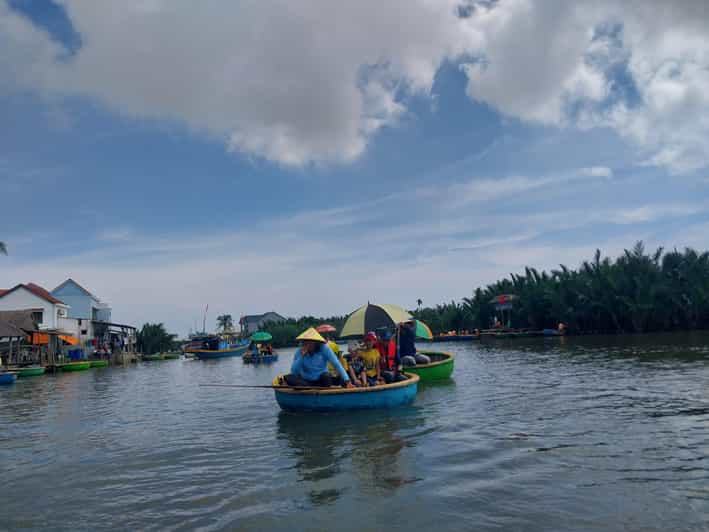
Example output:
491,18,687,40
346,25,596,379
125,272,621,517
31,311,43,324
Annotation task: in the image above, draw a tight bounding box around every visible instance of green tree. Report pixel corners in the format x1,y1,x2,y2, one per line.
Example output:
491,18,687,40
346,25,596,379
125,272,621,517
136,323,178,354
216,314,233,333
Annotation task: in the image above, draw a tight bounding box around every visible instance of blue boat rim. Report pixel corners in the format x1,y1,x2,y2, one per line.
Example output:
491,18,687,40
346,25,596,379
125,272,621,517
272,372,419,395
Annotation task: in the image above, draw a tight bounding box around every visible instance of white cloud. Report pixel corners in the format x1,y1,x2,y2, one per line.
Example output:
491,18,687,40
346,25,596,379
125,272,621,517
1,0,480,166
581,166,613,178
3,1,709,171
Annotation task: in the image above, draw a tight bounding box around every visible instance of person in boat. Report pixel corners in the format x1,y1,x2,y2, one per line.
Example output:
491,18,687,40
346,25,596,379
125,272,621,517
284,327,353,388
326,339,350,385
351,331,383,386
347,350,367,387
399,320,417,365
377,329,402,383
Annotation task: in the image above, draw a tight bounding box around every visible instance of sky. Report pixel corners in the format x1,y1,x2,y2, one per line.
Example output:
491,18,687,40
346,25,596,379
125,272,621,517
1,0,708,336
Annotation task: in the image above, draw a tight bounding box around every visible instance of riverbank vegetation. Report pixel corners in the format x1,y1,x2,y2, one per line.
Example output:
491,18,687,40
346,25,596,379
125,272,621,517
137,323,179,354
260,242,709,342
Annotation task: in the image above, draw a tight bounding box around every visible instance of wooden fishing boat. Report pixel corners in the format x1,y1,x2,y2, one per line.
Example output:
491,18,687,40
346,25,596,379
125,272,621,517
243,351,278,364
60,361,91,372
162,352,180,360
192,341,249,360
403,351,454,382
272,373,419,412
0,372,18,385
89,360,109,368
12,366,46,377
142,354,164,361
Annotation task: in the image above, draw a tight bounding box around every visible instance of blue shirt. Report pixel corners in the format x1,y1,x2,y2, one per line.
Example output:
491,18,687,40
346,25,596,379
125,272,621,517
291,343,350,382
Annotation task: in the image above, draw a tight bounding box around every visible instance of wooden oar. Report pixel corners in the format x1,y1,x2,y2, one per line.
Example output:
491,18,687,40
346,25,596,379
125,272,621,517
200,383,329,391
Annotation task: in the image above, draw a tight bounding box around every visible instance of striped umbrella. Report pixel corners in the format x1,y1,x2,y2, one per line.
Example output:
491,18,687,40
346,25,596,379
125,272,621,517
413,319,433,340
340,303,412,338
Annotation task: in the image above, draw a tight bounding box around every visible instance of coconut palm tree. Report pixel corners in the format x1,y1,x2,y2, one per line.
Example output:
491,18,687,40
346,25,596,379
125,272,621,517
216,314,233,333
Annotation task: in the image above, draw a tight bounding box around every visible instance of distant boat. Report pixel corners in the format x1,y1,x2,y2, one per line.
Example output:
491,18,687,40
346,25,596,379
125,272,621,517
272,373,419,412
0,372,18,385
431,334,480,342
142,354,164,361
243,352,278,364
191,338,249,360
61,361,91,371
162,352,180,360
9,366,46,377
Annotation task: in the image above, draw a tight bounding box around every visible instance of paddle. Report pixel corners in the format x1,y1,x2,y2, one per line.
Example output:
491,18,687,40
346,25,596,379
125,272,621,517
200,383,335,391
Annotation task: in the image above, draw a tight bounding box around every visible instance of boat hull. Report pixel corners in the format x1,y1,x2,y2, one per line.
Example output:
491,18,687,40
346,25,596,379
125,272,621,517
14,366,46,377
0,372,18,384
273,373,419,412
89,360,109,368
61,361,91,371
243,353,278,364
193,345,248,359
142,354,164,361
403,351,454,381
162,353,180,360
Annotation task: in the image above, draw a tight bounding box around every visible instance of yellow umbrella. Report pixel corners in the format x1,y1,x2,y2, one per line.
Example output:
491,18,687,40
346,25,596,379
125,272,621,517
339,303,412,338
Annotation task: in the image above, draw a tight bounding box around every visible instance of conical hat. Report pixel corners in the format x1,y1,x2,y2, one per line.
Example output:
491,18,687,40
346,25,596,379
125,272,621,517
296,327,326,343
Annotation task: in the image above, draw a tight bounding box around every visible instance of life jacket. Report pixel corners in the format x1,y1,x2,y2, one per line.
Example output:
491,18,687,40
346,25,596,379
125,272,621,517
378,339,396,370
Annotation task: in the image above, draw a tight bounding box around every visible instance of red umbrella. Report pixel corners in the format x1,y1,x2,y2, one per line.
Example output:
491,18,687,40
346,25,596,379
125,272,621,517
315,324,337,333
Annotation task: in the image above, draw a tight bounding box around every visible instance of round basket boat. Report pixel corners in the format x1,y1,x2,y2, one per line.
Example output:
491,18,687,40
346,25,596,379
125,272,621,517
272,373,419,412
403,351,454,382
0,372,18,385
61,361,91,371
244,353,278,364
89,360,109,368
162,353,180,360
12,366,46,377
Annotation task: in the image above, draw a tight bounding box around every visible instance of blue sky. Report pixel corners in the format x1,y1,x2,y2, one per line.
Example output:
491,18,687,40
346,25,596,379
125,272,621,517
2,1,708,336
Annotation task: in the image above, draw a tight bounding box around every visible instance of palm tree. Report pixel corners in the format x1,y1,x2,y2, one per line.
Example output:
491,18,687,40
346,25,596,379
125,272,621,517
216,314,233,333
0,242,6,255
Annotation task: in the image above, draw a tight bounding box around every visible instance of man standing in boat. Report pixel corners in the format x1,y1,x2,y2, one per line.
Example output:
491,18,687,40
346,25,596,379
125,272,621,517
284,328,353,388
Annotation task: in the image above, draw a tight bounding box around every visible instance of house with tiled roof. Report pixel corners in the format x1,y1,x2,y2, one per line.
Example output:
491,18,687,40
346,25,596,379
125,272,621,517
0,283,70,330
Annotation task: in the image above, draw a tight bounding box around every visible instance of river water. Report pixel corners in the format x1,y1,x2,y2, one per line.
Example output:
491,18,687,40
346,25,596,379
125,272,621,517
1,333,708,531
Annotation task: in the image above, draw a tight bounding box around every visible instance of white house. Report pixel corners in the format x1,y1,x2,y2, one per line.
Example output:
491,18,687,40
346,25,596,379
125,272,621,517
0,283,70,330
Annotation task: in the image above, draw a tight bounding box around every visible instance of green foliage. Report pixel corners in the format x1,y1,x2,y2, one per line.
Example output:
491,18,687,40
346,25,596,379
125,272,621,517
414,242,709,335
137,322,179,354
216,314,233,333
254,242,709,342
258,316,346,347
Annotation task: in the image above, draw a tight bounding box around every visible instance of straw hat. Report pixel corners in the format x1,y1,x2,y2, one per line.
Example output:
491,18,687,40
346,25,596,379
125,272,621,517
295,327,327,343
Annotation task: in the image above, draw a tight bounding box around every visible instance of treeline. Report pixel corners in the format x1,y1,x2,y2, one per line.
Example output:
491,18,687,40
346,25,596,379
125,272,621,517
261,242,709,342
260,316,346,347
413,242,709,334
137,323,180,354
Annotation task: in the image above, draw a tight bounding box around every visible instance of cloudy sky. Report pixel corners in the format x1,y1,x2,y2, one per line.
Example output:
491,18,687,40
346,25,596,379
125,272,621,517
2,0,708,335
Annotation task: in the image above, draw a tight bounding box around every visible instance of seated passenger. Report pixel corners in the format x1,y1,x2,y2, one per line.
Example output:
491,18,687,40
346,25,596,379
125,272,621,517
355,331,384,387
284,328,352,388
327,340,350,385
347,351,367,387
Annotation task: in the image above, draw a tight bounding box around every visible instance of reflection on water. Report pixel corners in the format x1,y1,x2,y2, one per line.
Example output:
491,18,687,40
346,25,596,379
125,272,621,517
1,333,709,531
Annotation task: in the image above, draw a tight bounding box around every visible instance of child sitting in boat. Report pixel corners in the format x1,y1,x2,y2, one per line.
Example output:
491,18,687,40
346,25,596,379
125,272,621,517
353,332,384,386
347,351,367,387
